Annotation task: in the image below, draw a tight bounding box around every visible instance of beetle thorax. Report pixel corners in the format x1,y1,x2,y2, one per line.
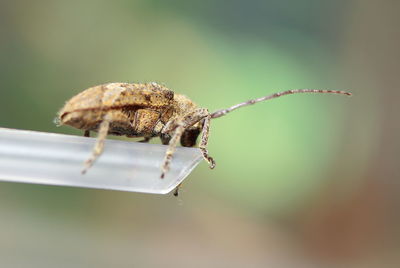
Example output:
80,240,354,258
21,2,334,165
171,93,198,117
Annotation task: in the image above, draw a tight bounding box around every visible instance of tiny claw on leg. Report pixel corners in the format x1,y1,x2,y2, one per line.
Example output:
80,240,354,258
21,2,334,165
160,155,171,179
82,142,105,175
200,148,216,169
208,157,216,169
173,183,182,196
205,156,216,169
81,160,93,174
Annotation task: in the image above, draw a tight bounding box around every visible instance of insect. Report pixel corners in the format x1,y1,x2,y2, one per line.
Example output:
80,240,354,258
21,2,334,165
57,82,351,195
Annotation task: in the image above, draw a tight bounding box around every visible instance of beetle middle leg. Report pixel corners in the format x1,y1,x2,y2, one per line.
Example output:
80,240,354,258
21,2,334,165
81,114,111,174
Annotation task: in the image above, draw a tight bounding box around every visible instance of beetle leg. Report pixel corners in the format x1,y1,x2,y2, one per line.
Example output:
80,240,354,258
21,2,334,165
84,130,90,137
199,115,216,169
81,87,124,173
82,114,111,174
161,124,185,178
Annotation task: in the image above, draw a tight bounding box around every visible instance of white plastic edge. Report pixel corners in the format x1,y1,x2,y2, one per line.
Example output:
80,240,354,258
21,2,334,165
0,128,203,194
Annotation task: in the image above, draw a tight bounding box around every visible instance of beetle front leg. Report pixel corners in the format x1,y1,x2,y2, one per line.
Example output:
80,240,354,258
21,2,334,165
199,115,216,169
81,114,111,174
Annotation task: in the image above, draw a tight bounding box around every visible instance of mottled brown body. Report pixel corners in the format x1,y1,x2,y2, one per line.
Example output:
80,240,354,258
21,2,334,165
59,83,197,142
58,82,351,195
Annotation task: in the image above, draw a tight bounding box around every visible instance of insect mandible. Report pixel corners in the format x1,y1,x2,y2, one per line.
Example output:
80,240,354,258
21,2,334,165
57,82,351,188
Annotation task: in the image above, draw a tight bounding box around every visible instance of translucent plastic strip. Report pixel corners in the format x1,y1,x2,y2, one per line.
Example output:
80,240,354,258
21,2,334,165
0,128,203,194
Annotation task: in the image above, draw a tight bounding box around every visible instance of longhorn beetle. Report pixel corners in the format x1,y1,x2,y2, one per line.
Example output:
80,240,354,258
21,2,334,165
57,82,351,195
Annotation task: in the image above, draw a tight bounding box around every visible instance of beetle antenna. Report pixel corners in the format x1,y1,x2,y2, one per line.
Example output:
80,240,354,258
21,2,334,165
210,89,351,119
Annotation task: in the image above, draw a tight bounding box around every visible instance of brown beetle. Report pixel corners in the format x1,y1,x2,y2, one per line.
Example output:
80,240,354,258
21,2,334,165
58,82,351,193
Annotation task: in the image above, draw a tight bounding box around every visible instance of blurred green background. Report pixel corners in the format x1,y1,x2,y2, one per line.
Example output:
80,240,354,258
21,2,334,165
0,0,398,267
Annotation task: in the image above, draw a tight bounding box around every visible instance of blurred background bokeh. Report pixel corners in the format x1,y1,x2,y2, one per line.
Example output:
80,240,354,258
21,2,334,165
0,0,398,267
